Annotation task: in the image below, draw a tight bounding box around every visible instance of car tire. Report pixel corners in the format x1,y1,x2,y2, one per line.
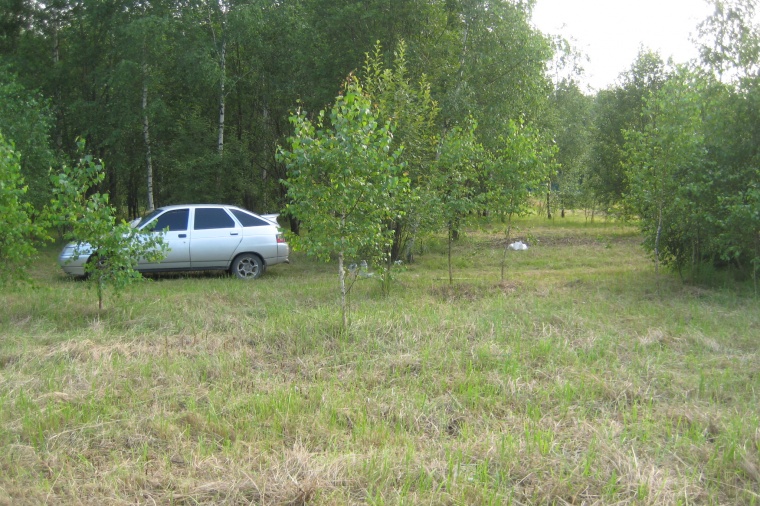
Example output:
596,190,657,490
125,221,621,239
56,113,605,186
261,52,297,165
231,253,263,280
84,252,107,279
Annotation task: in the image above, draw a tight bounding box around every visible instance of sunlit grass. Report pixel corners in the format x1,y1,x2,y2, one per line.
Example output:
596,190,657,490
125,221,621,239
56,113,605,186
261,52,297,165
1,215,759,504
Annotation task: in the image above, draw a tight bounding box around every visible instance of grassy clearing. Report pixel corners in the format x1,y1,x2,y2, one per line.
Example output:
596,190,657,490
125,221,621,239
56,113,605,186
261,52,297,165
2,215,759,505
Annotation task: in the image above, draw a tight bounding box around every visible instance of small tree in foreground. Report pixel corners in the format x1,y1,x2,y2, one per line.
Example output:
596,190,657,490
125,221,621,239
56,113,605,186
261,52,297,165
432,120,484,286
0,134,49,284
485,119,555,281
48,140,167,310
278,78,407,330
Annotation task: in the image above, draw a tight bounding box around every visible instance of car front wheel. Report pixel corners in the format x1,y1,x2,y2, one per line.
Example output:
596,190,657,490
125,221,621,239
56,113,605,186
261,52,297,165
231,253,263,279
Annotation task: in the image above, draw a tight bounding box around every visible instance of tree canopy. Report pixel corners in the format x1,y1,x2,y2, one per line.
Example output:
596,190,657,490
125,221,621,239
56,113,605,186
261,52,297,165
0,0,552,216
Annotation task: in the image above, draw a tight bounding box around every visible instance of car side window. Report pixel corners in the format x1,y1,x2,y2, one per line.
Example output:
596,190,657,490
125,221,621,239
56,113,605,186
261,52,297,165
230,209,271,227
194,208,236,230
151,208,189,232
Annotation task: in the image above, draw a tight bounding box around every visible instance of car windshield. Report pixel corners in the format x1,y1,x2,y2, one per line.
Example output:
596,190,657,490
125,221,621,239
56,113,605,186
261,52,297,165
135,209,163,229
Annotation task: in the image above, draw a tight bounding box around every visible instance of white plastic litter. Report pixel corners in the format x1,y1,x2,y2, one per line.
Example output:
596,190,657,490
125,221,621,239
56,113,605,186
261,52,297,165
348,260,374,278
508,241,528,251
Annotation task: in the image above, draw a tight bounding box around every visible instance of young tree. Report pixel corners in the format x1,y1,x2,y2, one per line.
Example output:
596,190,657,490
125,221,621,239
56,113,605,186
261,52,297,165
48,140,167,310
0,134,49,284
361,41,440,266
432,119,484,286
548,79,593,217
485,119,555,280
623,67,706,282
277,78,407,329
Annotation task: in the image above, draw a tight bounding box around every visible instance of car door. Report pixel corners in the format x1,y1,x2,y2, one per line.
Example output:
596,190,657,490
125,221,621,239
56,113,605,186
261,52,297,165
138,208,191,270
189,207,244,268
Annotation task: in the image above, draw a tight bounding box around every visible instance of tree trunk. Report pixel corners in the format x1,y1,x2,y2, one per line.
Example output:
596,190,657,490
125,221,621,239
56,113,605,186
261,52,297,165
448,225,453,286
404,216,420,263
339,250,347,330
217,35,226,157
52,24,63,150
211,0,228,158
655,204,663,292
390,220,403,262
97,277,104,312
142,62,155,212
500,217,513,282
754,231,759,297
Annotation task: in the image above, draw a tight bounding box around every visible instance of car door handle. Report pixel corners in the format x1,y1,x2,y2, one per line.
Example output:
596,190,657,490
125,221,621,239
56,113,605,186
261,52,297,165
230,232,239,236
178,234,187,238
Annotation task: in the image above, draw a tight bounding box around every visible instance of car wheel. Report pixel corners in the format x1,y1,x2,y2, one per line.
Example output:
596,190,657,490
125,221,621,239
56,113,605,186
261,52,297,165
231,253,263,279
85,252,107,279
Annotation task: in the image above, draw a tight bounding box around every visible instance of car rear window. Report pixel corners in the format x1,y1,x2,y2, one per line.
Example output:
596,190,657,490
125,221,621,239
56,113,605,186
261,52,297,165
194,208,236,230
230,209,271,227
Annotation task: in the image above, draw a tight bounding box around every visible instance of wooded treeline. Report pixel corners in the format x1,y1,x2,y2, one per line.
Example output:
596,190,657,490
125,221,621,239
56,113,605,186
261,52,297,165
0,0,551,213
1,0,759,281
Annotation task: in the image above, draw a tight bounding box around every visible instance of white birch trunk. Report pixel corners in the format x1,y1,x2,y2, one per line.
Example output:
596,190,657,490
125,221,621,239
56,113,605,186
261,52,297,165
217,19,226,157
52,25,63,149
142,62,155,212
653,201,664,295
339,250,347,330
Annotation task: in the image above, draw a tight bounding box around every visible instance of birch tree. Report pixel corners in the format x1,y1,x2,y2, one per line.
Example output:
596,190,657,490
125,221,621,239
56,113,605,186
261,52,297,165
623,67,706,282
485,119,555,280
277,78,407,330
431,120,483,286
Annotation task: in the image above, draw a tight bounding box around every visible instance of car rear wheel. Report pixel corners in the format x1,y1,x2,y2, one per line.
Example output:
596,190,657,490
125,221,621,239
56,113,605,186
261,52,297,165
84,252,107,279
231,253,263,279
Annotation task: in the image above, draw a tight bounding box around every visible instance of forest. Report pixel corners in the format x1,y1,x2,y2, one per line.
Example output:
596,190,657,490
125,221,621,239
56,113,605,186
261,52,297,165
1,0,759,283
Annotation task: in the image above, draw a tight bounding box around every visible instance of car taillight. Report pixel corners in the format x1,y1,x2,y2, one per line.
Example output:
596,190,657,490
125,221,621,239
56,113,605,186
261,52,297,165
276,233,285,244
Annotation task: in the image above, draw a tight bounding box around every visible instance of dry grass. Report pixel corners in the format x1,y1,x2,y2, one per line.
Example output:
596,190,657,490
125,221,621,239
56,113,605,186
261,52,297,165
1,216,759,504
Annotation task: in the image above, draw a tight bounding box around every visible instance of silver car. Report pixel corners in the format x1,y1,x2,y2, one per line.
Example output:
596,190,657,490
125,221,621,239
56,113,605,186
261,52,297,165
58,204,289,279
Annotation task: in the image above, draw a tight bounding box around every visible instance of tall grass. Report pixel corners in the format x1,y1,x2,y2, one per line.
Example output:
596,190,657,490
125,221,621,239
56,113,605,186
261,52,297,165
1,215,759,504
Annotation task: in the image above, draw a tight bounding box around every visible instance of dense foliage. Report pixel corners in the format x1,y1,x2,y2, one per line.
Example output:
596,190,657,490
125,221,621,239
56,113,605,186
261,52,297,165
485,118,555,279
0,0,552,216
0,67,55,209
0,0,758,285
619,1,760,285
0,134,48,284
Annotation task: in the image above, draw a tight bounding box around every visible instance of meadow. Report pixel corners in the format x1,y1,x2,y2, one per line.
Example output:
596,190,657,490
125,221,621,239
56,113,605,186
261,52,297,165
1,215,759,505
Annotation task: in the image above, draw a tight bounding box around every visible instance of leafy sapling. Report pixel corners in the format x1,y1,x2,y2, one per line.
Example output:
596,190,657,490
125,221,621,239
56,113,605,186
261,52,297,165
48,139,167,310
277,77,408,329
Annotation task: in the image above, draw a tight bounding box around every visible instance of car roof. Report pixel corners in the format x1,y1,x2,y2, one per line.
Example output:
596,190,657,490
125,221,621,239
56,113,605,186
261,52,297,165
152,204,278,224
158,204,230,210
156,204,251,213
